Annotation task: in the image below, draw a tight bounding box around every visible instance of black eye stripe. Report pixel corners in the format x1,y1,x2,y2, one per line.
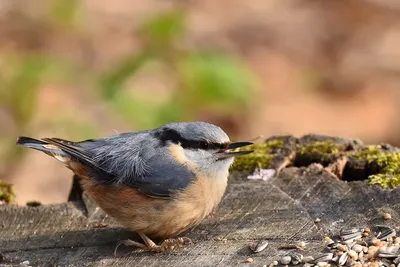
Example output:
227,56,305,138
181,140,224,150
153,128,226,150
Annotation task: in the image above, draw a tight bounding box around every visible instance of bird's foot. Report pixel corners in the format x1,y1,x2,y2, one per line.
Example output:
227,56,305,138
114,239,147,256
146,237,193,252
114,236,193,255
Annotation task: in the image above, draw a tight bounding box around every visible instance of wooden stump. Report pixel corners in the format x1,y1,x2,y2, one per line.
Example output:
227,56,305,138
1,135,399,267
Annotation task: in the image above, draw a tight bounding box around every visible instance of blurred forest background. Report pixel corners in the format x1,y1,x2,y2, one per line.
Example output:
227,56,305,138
1,0,400,205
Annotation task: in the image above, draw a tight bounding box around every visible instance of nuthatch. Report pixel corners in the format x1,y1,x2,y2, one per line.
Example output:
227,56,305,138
16,122,253,252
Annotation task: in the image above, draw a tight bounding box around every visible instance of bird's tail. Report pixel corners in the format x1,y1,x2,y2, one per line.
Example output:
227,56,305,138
15,136,71,159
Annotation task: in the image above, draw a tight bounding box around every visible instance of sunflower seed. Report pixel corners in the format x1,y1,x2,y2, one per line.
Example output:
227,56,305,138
312,253,333,263
341,228,362,235
251,240,269,253
379,246,400,258
352,244,363,253
381,258,392,267
291,253,303,265
302,256,315,263
342,232,363,243
280,255,292,265
376,226,396,241
338,252,348,265
333,243,348,252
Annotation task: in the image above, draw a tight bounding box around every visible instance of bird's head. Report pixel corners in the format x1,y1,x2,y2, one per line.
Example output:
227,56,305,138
153,122,253,178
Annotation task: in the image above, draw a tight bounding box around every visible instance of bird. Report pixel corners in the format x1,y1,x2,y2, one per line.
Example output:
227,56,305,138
15,121,253,253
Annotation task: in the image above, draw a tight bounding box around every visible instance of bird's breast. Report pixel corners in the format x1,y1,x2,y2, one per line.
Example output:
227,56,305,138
81,172,228,238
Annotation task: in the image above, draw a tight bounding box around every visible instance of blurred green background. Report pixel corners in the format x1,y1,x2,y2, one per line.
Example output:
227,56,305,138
1,0,400,204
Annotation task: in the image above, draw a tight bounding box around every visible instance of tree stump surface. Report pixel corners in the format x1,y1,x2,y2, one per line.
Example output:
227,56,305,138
0,134,399,267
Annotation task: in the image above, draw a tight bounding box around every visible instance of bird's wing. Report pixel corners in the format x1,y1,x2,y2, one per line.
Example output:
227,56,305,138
43,135,195,199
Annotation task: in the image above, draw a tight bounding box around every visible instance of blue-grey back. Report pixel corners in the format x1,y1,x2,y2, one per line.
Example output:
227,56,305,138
80,130,195,198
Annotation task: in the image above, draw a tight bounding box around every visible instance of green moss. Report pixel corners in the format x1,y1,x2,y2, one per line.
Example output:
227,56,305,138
297,140,340,155
0,180,16,204
348,145,400,188
229,137,400,189
349,145,400,189
350,145,382,161
230,139,283,171
369,174,400,189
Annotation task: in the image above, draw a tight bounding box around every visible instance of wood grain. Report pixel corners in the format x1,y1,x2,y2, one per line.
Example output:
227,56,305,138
1,135,399,267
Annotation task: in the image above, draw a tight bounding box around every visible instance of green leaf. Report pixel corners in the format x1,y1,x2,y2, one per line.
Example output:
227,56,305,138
179,53,254,105
9,57,47,125
140,11,185,46
99,52,150,99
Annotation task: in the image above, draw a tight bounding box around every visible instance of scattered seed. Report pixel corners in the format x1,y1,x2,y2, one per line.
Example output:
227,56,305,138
352,244,363,253
251,240,269,253
324,236,335,246
379,246,400,258
377,227,396,241
246,258,254,263
335,244,348,252
368,246,379,259
381,258,392,267
384,213,392,220
312,253,333,263
338,252,348,265
302,256,315,263
291,253,303,265
341,231,363,243
280,256,291,265
341,228,363,236
276,225,400,266
388,236,394,246
348,250,358,260
355,239,368,246
315,218,321,223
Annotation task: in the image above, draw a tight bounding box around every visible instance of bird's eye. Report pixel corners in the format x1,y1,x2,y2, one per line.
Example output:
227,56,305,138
199,141,209,149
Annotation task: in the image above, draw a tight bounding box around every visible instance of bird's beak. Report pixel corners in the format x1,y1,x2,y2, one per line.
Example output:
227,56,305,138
216,141,254,160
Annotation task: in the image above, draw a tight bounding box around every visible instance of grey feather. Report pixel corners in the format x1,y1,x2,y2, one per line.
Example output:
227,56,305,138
80,122,231,197
17,122,233,198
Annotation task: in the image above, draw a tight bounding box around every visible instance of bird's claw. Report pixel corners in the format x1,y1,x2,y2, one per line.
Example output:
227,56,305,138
145,237,193,252
114,237,193,255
